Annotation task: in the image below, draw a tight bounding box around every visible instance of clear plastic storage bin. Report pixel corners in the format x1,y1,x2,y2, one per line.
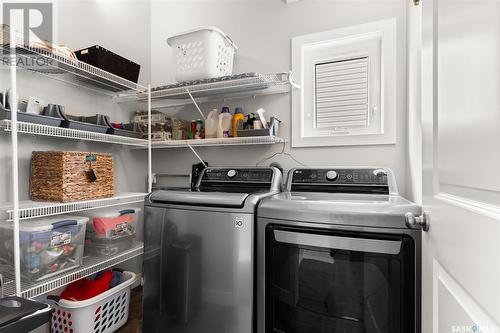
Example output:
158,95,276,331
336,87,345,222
83,208,141,256
0,215,88,282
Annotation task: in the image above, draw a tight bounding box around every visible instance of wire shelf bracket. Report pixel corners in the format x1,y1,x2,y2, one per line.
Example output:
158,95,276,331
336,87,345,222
185,88,206,120
0,120,148,147
116,72,299,107
146,136,286,149
4,192,147,221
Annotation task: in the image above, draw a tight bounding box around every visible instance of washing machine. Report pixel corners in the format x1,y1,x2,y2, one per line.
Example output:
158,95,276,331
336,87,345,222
257,167,422,333
143,167,282,333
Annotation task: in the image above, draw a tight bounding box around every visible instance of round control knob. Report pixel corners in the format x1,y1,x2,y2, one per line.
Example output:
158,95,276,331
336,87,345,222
227,169,237,178
326,170,338,181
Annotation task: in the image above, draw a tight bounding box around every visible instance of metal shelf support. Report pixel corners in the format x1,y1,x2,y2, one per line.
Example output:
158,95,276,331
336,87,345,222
9,25,21,297
186,88,207,120
187,143,207,167
148,84,153,193
288,70,301,89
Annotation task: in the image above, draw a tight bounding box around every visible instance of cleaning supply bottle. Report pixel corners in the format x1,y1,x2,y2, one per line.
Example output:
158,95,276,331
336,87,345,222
231,107,246,137
205,108,219,138
217,107,233,138
243,114,251,129
245,113,255,129
253,114,263,130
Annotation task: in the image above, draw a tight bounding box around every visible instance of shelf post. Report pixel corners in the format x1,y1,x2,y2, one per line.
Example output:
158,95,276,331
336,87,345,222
185,88,206,120
187,144,207,167
9,26,21,296
148,84,152,193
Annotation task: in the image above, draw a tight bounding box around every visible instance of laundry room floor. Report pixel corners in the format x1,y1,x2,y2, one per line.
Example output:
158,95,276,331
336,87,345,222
117,287,142,333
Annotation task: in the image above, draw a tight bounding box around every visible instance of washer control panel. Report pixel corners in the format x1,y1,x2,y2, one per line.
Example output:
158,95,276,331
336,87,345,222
202,168,274,183
289,168,390,194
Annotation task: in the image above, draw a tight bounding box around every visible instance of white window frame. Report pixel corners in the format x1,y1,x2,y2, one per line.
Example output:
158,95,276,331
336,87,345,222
291,18,397,147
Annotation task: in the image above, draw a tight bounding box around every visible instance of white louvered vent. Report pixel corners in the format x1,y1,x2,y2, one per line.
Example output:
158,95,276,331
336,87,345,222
315,57,369,130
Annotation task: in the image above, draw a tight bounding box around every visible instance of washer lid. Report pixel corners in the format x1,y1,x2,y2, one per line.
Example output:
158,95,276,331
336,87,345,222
149,190,249,208
258,192,422,229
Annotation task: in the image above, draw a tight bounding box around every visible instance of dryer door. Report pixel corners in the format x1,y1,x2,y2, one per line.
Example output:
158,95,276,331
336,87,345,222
265,225,415,333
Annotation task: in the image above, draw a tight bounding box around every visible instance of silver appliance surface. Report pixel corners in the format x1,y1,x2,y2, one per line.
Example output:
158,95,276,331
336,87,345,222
256,167,422,333
149,190,250,208
143,167,282,333
258,192,421,229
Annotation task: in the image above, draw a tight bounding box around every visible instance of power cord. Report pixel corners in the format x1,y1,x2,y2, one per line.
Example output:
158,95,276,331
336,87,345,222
256,141,306,167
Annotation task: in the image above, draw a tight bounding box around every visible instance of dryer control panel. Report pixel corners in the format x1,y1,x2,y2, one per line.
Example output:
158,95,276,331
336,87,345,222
289,168,390,194
196,167,281,193
202,168,274,183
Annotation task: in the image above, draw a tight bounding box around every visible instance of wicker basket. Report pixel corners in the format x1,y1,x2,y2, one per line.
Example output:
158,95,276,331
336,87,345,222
31,151,114,202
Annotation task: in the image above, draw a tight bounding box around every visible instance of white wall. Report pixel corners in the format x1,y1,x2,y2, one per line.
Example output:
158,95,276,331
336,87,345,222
150,0,409,196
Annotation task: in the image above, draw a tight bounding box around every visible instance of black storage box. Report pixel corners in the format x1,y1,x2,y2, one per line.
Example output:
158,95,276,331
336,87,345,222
74,45,140,83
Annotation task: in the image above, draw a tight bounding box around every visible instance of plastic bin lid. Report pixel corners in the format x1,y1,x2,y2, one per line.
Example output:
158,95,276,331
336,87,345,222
167,26,238,50
0,215,88,232
83,207,141,219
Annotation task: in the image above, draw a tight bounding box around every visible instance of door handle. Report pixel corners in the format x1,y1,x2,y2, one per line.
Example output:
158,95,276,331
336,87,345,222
274,230,402,255
405,211,430,231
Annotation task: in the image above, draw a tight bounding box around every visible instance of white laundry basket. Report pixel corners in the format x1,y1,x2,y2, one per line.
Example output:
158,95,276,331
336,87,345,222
167,26,238,82
48,271,136,333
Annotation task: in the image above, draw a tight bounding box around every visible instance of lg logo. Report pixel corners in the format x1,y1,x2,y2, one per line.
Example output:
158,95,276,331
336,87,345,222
235,217,244,230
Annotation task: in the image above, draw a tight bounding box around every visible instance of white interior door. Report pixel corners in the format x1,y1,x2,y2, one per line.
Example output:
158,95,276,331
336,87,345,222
420,0,500,332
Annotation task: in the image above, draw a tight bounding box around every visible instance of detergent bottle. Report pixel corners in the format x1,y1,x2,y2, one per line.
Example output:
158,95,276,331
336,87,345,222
217,107,232,138
205,108,219,138
231,107,246,137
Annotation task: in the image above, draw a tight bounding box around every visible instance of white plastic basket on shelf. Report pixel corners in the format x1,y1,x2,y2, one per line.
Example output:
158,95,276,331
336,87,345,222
48,271,136,333
167,26,238,82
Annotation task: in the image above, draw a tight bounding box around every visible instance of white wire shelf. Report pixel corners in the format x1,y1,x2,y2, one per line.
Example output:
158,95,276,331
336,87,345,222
4,192,147,221
117,72,297,107
147,136,286,149
1,27,145,95
1,241,144,299
0,120,148,147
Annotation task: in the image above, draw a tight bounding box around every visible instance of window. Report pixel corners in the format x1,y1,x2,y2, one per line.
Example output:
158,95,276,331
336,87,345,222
291,19,397,147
